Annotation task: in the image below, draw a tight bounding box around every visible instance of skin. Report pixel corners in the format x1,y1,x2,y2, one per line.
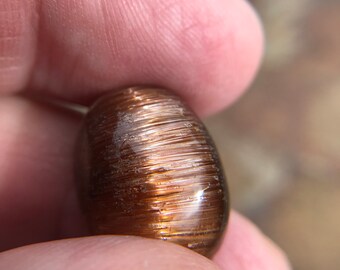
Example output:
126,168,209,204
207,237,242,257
0,0,290,269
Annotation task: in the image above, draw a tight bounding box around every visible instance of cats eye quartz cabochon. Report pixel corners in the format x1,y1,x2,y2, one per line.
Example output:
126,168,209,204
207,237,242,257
76,86,229,257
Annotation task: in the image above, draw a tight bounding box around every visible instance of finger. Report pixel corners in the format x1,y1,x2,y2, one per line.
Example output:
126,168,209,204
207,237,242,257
213,211,291,270
0,96,86,251
1,0,263,116
0,236,220,270
0,212,291,270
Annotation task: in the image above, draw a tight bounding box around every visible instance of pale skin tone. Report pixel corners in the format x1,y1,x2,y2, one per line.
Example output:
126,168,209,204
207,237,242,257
0,0,291,269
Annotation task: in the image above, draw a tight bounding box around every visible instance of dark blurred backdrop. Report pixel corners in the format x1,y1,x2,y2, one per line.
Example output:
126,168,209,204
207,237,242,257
206,1,340,269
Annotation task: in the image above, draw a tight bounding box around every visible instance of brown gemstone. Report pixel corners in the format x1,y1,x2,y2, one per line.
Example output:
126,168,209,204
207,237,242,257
76,86,229,257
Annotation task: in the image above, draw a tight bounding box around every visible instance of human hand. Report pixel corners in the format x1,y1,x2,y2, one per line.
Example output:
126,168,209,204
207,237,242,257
0,0,290,269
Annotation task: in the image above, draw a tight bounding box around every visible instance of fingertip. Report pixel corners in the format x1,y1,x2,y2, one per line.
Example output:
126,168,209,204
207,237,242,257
212,0,264,113
186,0,264,116
213,211,291,270
1,0,263,118
0,237,220,270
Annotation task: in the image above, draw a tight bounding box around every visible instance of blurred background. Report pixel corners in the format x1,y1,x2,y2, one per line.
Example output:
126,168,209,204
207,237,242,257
205,1,340,269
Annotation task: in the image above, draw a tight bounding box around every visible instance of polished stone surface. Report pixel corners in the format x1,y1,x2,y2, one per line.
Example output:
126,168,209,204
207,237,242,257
76,87,229,257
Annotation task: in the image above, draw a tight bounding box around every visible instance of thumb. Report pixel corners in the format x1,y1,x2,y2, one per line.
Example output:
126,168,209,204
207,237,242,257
0,236,219,270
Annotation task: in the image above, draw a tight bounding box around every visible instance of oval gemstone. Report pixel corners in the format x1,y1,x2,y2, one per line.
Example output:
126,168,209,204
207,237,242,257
76,87,229,257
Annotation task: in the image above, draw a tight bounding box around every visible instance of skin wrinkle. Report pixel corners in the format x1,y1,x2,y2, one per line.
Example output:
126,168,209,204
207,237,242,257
0,1,23,90
62,237,131,269
99,0,119,63
100,0,159,82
